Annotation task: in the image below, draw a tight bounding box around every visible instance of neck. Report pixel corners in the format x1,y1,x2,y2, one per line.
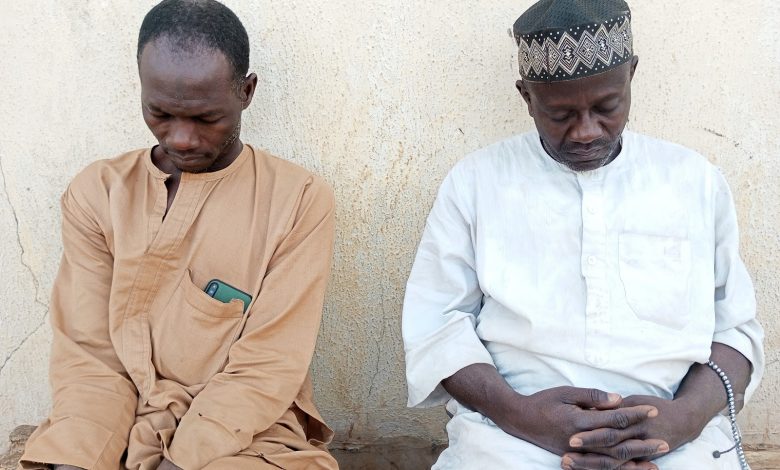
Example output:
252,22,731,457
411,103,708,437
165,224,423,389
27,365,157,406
208,139,244,172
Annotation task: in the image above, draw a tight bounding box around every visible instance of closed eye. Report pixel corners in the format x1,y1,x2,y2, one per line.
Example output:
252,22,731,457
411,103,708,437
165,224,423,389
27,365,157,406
197,116,222,124
597,105,618,114
596,98,620,114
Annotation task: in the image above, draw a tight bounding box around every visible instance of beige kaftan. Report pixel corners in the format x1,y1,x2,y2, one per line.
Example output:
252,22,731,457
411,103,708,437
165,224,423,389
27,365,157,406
19,145,338,470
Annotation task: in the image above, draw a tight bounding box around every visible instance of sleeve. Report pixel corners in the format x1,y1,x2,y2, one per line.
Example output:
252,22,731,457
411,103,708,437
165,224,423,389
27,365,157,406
164,177,335,470
710,168,764,402
402,167,495,409
19,186,138,470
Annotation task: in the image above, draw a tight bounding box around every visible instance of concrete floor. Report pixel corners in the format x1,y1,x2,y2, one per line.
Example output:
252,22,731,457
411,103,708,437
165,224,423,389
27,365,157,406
2,426,779,469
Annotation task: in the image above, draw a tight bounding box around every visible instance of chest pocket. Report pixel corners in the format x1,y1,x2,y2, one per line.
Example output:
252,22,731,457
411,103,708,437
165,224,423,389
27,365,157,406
618,233,692,330
151,270,247,386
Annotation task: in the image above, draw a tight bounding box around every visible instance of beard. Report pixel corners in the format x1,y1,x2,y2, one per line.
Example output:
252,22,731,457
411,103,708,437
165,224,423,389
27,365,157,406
543,136,622,172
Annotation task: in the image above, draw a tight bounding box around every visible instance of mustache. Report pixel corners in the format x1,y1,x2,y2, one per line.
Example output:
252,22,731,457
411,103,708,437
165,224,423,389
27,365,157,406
560,138,615,154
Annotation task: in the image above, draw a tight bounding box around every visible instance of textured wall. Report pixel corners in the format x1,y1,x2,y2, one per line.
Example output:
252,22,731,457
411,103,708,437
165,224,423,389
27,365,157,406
0,0,777,454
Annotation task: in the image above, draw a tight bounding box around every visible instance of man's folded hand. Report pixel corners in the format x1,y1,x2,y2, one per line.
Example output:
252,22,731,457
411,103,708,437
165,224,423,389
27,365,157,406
561,393,707,470
495,386,668,468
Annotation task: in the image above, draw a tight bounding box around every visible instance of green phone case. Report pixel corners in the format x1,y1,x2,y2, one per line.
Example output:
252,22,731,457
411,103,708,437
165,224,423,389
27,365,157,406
204,279,252,313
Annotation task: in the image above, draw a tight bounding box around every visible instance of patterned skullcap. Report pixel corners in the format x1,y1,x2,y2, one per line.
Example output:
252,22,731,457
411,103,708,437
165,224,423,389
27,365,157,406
513,0,633,82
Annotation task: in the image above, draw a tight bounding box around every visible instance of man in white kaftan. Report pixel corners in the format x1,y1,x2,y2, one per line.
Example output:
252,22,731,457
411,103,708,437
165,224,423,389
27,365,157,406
402,1,764,469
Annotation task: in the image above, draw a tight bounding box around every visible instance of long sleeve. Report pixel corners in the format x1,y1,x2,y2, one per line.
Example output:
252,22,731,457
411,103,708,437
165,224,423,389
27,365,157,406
165,177,335,470
19,186,138,470
710,168,764,402
402,167,495,409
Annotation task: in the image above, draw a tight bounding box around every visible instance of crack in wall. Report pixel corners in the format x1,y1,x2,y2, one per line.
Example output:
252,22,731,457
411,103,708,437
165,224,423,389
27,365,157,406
0,155,50,375
0,321,46,375
365,189,396,401
366,245,389,401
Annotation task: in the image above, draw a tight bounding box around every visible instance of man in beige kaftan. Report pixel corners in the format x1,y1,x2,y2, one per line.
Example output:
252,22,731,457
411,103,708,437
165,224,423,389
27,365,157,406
19,1,338,469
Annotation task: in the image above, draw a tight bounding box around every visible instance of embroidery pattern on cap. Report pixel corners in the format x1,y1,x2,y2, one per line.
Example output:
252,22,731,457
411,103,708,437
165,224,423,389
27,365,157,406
518,15,633,81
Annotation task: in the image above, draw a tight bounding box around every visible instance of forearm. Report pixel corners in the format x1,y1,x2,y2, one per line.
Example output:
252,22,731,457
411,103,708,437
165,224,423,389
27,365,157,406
21,189,137,469
442,363,522,431
673,342,751,430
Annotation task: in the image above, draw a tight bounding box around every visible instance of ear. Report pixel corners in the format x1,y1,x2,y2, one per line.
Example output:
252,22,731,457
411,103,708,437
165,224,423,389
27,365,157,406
239,73,258,109
516,79,534,117
629,55,639,81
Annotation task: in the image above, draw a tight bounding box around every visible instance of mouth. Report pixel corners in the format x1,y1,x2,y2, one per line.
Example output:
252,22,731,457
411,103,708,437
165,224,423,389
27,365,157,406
167,151,210,165
567,148,606,159
164,150,213,172
167,151,204,161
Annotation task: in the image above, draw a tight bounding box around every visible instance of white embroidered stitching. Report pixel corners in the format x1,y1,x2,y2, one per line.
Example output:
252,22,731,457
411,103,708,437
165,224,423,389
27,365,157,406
519,16,633,80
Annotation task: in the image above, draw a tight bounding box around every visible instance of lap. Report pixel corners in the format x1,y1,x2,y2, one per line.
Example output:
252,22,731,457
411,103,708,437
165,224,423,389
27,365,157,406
128,404,337,470
435,407,745,470
203,454,282,469
653,415,744,470
203,451,338,470
231,405,338,470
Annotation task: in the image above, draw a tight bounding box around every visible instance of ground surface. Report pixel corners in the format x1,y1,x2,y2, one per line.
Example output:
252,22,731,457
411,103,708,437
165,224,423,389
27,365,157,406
2,426,778,469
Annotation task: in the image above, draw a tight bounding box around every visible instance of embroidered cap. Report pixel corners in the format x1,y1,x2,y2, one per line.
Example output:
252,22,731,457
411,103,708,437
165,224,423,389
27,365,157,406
513,0,634,82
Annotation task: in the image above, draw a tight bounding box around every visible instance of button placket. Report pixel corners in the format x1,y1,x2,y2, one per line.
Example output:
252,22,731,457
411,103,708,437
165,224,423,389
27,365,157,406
121,175,208,401
578,173,610,367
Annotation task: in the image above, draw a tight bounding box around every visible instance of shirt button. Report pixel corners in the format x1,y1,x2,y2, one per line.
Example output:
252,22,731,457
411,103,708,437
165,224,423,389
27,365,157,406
587,256,597,265
587,205,597,214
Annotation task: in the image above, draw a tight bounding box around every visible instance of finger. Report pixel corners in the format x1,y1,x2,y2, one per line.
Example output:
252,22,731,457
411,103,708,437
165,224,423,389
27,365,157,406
563,387,623,410
561,453,622,470
602,439,669,461
562,452,661,470
570,427,632,449
574,405,657,433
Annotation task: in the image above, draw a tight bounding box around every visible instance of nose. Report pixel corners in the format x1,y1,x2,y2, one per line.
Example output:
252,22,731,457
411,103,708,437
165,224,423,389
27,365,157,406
166,120,199,152
569,112,602,145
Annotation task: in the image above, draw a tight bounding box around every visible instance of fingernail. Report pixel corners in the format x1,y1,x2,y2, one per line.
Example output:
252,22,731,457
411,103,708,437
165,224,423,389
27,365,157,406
561,456,574,470
607,392,621,402
647,407,659,418
569,437,583,448
658,443,670,453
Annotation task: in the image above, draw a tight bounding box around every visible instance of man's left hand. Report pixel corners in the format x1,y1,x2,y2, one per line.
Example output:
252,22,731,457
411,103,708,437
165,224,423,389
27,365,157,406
156,458,183,470
561,394,708,470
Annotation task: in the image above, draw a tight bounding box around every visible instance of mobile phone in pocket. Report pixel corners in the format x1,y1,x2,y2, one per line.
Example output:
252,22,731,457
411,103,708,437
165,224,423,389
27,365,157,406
204,279,252,313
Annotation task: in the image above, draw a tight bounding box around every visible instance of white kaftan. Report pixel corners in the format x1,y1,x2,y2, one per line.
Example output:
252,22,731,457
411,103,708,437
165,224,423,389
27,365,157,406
402,130,764,469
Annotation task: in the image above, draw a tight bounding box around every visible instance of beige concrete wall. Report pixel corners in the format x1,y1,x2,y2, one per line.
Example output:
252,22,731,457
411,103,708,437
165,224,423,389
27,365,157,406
0,0,777,454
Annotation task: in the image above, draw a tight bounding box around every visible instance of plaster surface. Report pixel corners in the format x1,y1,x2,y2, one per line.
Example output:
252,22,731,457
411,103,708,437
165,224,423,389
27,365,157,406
0,0,777,455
